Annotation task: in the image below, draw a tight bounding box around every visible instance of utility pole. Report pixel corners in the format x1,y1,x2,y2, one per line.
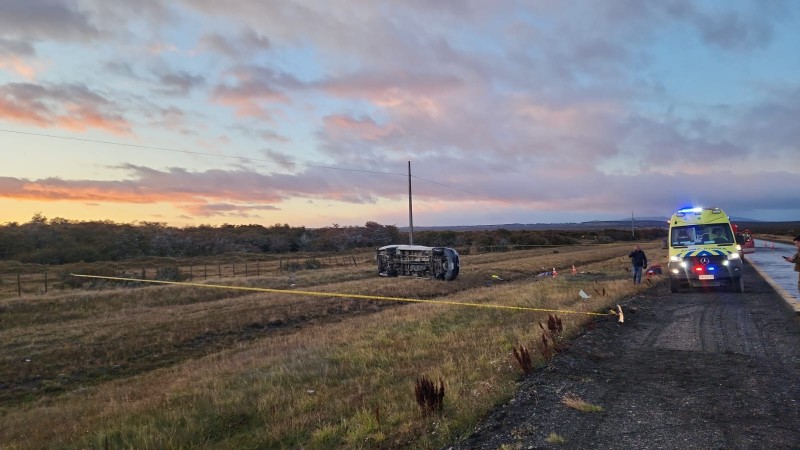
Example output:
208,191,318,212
631,212,635,238
408,161,414,245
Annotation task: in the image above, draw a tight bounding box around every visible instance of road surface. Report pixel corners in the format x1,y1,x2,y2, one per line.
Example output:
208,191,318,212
748,239,799,313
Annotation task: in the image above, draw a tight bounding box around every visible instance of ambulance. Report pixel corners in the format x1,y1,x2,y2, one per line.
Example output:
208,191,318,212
667,207,744,293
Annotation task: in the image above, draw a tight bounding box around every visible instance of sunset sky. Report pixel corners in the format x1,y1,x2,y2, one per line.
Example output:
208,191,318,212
1,1,799,228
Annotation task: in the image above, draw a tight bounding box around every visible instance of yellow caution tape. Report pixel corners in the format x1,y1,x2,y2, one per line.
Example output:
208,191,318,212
70,273,612,317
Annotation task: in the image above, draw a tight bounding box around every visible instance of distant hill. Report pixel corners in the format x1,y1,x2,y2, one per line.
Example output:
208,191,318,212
400,219,669,232
400,217,797,233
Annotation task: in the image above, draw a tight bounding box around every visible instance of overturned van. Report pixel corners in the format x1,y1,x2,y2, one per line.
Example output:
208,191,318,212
667,207,744,293
376,245,460,281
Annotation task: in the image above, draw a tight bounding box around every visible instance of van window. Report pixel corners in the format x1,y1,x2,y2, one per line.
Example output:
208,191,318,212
672,225,732,246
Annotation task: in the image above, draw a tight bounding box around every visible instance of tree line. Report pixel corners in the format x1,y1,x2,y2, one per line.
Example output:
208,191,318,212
0,213,668,265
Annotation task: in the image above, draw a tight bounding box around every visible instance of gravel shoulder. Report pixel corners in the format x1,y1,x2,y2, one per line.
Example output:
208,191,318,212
448,261,800,449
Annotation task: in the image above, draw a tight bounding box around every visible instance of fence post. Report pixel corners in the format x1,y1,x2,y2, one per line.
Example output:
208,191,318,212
18,272,21,297
218,264,222,277
352,256,357,267
204,264,208,279
232,264,236,278
245,263,248,278
142,266,146,279
44,272,48,294
257,260,260,276
279,258,283,272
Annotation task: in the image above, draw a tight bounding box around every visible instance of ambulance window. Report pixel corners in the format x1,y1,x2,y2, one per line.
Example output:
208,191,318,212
672,227,692,246
711,227,731,243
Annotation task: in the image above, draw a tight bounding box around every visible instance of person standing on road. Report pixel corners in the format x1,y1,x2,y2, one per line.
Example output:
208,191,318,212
783,235,800,295
629,245,648,284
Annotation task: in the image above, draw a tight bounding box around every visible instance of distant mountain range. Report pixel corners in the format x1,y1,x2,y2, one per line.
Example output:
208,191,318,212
400,219,667,232
400,216,765,232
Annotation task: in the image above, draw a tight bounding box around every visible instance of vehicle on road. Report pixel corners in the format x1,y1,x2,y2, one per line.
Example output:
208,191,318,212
376,244,460,281
738,227,755,254
667,206,744,293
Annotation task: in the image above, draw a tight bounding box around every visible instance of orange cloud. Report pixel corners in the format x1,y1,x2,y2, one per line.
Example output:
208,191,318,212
0,97,50,125
0,57,38,79
55,105,131,135
0,82,133,134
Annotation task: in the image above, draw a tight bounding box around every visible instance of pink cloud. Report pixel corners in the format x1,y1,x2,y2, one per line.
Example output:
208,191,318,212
323,114,401,142
211,66,297,118
0,82,132,135
0,56,38,79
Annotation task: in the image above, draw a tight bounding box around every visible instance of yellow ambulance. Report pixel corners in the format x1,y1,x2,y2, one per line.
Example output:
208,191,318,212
667,207,744,293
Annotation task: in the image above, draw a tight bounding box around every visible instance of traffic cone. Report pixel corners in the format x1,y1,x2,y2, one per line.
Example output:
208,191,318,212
571,265,577,275
552,267,558,277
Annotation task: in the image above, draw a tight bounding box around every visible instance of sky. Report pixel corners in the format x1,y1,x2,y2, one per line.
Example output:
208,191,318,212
1,0,799,229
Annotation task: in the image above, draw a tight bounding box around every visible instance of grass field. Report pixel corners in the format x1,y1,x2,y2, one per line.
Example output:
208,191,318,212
0,252,376,299
0,242,666,449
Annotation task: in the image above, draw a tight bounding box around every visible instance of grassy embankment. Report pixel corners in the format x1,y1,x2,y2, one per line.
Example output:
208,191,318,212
0,242,666,449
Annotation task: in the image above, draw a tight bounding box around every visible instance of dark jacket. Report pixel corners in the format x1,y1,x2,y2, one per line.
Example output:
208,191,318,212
629,249,648,268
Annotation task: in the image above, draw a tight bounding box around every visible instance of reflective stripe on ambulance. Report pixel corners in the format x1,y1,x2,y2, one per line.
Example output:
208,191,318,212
675,249,731,258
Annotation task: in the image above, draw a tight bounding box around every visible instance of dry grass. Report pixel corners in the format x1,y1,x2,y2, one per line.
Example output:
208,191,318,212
546,432,567,444
561,394,604,413
0,242,665,449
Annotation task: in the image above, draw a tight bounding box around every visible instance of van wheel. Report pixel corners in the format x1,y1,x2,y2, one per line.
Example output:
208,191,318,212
731,276,744,293
669,277,679,293
442,248,460,281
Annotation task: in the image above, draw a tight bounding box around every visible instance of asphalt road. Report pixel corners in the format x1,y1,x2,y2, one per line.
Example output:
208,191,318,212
448,261,800,449
748,239,800,313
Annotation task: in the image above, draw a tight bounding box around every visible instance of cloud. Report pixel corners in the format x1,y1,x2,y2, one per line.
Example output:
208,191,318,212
142,105,193,135
183,202,280,217
0,163,400,219
656,1,777,52
1,0,798,226
155,71,206,96
0,82,131,134
0,0,101,43
259,149,301,171
198,28,271,58
0,37,35,57
0,55,39,80
211,66,300,118
322,114,401,142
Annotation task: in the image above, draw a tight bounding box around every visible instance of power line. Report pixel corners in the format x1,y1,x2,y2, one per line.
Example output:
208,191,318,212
411,174,481,196
0,128,481,196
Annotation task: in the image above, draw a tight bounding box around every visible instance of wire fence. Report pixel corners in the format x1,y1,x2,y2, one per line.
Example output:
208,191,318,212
1,254,376,298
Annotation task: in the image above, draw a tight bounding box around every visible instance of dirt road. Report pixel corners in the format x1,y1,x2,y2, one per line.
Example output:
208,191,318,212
448,262,800,449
